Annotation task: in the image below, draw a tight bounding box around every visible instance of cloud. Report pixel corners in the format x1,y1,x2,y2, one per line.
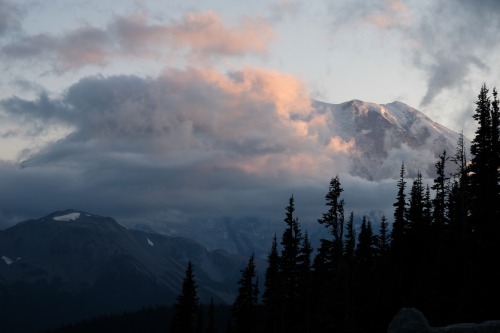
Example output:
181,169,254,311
0,0,23,36
1,11,276,71
268,0,301,21
331,0,498,103
328,0,410,31
0,67,350,225
408,1,500,108
0,65,449,245
325,0,500,135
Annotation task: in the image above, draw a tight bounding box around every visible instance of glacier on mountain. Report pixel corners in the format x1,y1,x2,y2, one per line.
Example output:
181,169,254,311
2,255,13,265
311,99,464,180
53,212,81,221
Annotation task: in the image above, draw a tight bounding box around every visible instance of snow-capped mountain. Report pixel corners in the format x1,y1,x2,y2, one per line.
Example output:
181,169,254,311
312,99,464,180
0,210,255,333
127,100,466,258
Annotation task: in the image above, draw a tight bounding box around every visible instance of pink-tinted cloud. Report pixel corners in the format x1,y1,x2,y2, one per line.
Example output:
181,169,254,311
1,11,276,71
367,0,410,29
326,136,356,154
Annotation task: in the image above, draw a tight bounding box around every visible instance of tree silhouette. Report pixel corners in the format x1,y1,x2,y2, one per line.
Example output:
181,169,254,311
469,84,499,237
391,163,407,256
171,261,199,333
317,176,345,270
233,255,259,333
262,234,280,333
432,151,448,232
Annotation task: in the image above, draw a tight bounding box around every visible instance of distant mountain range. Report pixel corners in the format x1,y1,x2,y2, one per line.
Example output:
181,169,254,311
0,100,467,332
0,210,256,333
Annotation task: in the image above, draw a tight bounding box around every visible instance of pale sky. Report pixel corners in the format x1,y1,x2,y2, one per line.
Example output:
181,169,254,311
0,0,499,227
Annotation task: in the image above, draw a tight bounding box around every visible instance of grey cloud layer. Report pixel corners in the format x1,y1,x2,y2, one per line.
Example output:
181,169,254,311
0,70,324,224
0,0,22,36
0,10,275,71
0,70,403,228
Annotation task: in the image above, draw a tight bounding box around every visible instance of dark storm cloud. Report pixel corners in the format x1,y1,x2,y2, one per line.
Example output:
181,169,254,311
1,68,351,227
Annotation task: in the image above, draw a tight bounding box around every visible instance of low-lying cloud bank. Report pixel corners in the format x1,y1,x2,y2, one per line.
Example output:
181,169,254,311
0,67,454,231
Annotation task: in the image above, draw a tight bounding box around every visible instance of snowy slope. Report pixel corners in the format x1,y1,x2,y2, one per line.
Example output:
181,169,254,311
312,99,464,180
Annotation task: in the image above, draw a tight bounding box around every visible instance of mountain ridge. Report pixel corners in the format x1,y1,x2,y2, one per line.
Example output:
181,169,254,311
0,209,255,333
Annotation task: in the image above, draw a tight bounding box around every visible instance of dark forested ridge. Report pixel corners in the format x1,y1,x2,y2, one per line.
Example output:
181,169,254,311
37,85,500,332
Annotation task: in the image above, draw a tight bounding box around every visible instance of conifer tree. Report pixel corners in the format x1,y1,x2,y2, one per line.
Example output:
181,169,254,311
233,255,259,333
280,195,302,302
406,171,425,237
262,234,280,329
278,196,306,332
298,231,312,288
449,131,469,234
344,212,356,260
356,216,374,265
377,215,390,258
391,163,407,254
298,231,313,333
318,176,345,270
469,84,498,236
171,261,199,333
424,185,433,225
491,88,500,221
432,151,448,231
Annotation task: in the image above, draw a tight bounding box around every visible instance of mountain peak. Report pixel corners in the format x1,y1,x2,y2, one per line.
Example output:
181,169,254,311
41,209,105,223
311,99,463,180
51,211,82,222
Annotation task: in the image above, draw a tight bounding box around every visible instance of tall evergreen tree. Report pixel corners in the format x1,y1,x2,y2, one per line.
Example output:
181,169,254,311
317,176,345,270
233,255,259,333
298,231,312,289
491,88,500,221
423,185,433,230
344,212,356,260
298,231,313,333
171,261,199,333
449,131,469,234
391,163,407,254
356,216,374,265
280,195,302,303
406,171,425,237
278,195,306,333
432,151,448,231
469,84,498,236
377,215,390,258
262,234,280,333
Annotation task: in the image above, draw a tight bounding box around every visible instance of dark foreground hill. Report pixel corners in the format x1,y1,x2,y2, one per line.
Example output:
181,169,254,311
0,210,252,333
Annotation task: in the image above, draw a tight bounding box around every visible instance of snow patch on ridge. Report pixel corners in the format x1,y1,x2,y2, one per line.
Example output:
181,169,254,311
147,238,154,246
2,255,13,265
53,212,81,221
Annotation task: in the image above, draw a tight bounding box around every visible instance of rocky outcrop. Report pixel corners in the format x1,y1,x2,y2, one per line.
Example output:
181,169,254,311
388,308,500,333
388,308,430,333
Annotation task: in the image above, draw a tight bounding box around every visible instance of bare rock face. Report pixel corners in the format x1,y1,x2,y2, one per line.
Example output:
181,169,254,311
387,308,431,333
